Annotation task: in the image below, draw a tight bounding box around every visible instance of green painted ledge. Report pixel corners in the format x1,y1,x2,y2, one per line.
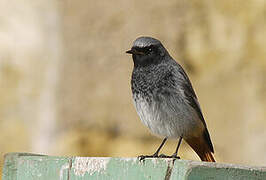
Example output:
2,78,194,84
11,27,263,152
2,153,266,180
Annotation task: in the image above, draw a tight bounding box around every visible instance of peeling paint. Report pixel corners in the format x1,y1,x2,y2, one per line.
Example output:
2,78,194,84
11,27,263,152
4,153,266,179
151,158,158,164
164,158,174,163
123,158,138,163
73,157,110,176
60,163,70,180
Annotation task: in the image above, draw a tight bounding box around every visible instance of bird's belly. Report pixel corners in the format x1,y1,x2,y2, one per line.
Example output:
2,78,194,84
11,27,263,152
133,95,204,138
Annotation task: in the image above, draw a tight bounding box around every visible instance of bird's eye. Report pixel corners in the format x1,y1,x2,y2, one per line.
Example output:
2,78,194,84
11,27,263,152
144,46,154,54
148,46,154,53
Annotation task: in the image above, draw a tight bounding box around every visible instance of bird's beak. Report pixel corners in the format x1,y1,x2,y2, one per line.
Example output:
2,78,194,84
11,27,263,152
126,48,144,55
126,49,134,54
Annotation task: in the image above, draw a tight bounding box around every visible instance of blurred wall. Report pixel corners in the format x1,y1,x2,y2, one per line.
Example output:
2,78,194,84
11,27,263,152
0,0,266,175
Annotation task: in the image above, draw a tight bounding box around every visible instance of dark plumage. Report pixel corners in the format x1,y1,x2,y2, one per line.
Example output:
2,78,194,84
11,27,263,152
126,36,215,162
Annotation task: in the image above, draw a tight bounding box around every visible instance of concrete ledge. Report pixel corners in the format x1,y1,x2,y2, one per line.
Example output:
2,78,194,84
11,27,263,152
2,153,266,179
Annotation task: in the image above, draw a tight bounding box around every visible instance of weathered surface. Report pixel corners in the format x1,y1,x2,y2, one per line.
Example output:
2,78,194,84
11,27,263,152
1,0,266,169
2,153,266,180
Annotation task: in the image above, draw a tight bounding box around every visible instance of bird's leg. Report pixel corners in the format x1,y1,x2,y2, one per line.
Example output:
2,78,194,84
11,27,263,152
152,137,168,157
138,137,167,161
171,137,182,159
156,137,182,159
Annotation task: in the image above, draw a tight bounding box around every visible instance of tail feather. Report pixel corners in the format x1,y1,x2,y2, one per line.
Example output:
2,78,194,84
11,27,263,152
186,132,216,162
201,152,216,162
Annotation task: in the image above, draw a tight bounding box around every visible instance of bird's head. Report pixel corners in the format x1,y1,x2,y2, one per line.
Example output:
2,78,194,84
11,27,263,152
126,36,169,67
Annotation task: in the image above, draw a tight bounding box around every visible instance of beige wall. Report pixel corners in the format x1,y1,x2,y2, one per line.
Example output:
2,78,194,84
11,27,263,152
0,1,265,175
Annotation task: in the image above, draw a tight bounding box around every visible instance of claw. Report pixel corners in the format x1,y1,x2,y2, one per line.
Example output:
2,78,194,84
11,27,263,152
171,153,180,159
171,155,180,159
138,148,181,161
158,153,180,159
158,154,168,158
138,155,157,160
138,152,160,161
138,155,145,161
138,153,180,161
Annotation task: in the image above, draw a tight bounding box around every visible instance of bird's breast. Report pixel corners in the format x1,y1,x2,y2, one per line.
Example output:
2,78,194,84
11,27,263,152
131,66,204,138
132,91,204,139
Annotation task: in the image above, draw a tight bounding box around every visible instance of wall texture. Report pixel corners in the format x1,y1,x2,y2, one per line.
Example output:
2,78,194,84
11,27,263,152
0,0,265,176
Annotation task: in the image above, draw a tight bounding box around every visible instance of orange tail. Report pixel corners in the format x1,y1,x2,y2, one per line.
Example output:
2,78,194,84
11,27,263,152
186,132,216,162
201,151,215,162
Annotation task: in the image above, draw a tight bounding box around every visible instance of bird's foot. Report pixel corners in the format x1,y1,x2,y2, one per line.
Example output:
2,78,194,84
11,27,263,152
138,153,180,161
170,153,180,159
158,153,180,159
138,152,160,161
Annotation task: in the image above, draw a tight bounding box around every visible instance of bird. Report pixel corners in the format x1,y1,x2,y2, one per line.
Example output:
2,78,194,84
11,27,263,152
126,36,215,162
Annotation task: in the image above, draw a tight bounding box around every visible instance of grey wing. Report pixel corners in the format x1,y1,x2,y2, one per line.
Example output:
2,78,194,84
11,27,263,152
171,63,207,127
171,62,214,152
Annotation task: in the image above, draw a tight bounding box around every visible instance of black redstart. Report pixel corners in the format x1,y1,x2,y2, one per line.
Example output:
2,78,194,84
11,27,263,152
126,36,215,162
